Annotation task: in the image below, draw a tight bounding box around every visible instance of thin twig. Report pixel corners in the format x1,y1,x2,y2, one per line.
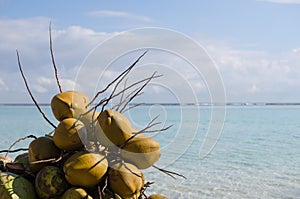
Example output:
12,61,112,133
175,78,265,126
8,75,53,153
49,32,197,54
49,22,62,93
139,124,174,133
123,162,142,178
120,72,158,113
4,134,37,158
0,148,28,153
30,154,63,164
117,78,128,110
87,50,148,107
114,87,143,111
16,50,57,129
120,115,161,149
121,103,145,113
101,176,108,195
101,62,132,112
90,74,162,119
152,165,186,179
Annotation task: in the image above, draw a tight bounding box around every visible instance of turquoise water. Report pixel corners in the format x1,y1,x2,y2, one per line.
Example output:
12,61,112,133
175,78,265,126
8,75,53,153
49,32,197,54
0,105,299,198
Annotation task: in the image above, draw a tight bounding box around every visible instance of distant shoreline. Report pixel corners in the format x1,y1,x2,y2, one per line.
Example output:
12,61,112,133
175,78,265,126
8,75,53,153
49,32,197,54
1,102,300,107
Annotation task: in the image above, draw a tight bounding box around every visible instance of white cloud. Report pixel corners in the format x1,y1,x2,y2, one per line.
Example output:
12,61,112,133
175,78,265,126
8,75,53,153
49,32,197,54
0,78,8,91
201,37,300,102
88,10,152,22
33,84,48,93
1,17,300,103
257,0,300,4
292,48,300,53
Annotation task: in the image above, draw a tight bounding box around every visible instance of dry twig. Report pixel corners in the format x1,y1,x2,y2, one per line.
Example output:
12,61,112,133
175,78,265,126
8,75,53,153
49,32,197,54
4,134,37,158
16,50,56,128
87,50,148,108
49,22,62,93
152,165,186,179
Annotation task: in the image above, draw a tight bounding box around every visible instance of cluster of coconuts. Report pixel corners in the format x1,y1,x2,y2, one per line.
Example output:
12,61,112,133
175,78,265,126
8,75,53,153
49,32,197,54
0,90,168,199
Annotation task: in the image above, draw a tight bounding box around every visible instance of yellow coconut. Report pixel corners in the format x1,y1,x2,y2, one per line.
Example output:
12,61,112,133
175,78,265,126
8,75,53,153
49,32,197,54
61,187,93,199
28,136,61,172
121,135,161,169
148,194,168,199
53,118,87,151
79,111,107,145
97,110,134,147
51,90,89,121
108,162,144,199
63,151,108,187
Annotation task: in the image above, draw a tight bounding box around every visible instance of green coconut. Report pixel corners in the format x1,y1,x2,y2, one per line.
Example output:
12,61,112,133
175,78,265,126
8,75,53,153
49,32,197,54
51,90,89,121
28,136,61,172
63,151,108,187
97,109,134,147
35,166,69,199
108,162,144,199
0,172,37,199
14,153,30,170
120,135,161,169
53,118,86,151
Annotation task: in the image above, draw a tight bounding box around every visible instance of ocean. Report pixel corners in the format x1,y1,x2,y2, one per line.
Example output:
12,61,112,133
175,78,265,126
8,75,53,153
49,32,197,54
0,105,299,198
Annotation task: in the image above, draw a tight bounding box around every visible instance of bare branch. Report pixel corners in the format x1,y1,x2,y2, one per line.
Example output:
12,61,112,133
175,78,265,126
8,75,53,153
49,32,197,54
152,165,186,179
0,148,28,153
120,115,161,149
87,50,148,107
49,22,62,93
120,71,158,113
123,162,142,178
113,86,143,111
4,134,36,157
16,50,56,129
121,103,145,113
90,73,162,118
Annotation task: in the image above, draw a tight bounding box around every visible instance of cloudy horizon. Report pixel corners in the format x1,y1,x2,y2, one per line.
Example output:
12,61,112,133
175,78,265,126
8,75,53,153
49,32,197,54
0,1,300,104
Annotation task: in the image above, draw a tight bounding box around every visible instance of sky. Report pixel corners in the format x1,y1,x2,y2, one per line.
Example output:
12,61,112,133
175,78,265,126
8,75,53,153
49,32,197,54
0,0,300,103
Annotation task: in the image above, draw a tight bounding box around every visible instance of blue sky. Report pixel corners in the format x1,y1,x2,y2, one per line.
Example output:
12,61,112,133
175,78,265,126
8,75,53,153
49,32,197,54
0,0,300,103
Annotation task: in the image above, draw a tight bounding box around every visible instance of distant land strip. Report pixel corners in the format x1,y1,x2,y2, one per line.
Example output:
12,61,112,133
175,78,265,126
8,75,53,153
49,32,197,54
1,102,300,106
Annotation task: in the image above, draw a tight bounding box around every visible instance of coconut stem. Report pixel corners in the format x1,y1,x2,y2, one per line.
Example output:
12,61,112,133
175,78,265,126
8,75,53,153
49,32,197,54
87,50,148,108
119,71,158,113
0,148,28,153
152,165,186,179
4,134,37,158
16,50,57,129
49,22,63,93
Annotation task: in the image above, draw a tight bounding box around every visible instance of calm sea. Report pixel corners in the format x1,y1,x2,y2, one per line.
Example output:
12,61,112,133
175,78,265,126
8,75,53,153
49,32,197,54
0,105,299,199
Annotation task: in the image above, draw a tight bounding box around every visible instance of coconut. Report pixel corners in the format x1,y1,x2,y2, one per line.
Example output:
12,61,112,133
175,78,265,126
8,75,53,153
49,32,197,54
61,187,92,199
63,151,108,187
14,152,30,171
97,110,134,147
79,111,111,147
53,118,87,151
51,90,89,121
28,136,61,172
35,166,68,199
148,194,168,199
108,162,144,199
0,172,37,199
121,135,161,169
